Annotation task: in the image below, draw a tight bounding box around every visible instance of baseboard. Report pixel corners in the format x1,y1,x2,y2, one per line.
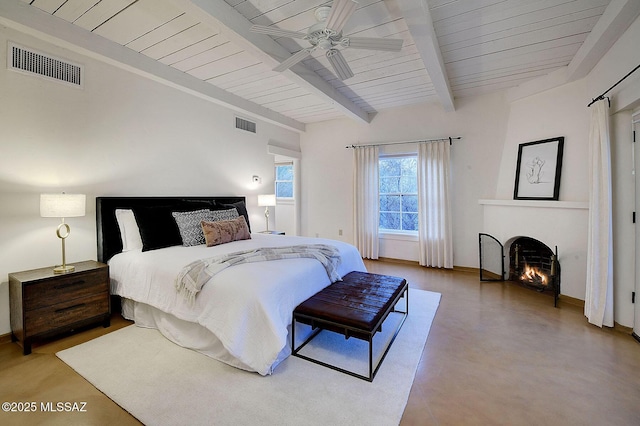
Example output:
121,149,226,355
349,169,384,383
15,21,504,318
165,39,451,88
453,265,479,274
614,322,634,335
377,257,419,266
0,332,12,345
633,332,640,343
558,294,585,308
374,257,476,273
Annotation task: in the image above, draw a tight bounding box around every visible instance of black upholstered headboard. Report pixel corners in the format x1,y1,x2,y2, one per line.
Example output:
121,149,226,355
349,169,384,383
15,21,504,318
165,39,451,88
96,196,247,263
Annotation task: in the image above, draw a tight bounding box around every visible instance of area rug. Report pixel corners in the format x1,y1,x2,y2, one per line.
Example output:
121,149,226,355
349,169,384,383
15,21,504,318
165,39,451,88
57,289,440,426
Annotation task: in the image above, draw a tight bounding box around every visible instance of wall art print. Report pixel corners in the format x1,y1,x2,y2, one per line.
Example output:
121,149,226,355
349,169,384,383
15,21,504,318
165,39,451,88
513,137,564,200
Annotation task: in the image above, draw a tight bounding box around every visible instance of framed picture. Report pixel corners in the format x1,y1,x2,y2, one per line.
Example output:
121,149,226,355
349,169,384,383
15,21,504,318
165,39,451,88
513,137,564,200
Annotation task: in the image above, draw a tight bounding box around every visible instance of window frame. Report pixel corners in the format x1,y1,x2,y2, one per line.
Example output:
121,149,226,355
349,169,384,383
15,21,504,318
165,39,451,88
378,154,419,235
275,162,294,201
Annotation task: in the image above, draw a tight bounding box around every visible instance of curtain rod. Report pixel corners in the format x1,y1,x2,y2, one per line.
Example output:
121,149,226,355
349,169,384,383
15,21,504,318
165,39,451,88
346,136,461,149
587,63,640,107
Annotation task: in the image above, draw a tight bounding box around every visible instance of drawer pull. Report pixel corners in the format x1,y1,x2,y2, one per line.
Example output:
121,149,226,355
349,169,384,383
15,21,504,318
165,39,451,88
54,280,86,290
55,303,86,313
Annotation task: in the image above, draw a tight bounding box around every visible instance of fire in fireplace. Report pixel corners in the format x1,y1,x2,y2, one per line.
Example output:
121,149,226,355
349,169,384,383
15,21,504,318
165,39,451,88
520,264,548,287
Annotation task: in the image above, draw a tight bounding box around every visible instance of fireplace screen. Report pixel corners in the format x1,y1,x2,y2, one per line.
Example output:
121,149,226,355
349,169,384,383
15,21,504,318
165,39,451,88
479,233,504,281
479,234,560,306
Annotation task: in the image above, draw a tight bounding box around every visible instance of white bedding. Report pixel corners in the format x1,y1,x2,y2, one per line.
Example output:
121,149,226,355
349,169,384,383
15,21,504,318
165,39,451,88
109,233,366,375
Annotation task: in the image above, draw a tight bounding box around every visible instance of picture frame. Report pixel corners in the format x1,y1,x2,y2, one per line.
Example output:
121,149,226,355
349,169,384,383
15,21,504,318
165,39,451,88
513,137,564,200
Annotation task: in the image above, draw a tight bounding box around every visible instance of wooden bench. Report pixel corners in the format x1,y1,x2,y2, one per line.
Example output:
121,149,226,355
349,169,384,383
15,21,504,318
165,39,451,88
291,271,409,381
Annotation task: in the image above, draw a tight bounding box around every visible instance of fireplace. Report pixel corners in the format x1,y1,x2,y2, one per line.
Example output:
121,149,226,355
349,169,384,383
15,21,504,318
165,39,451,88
479,234,561,306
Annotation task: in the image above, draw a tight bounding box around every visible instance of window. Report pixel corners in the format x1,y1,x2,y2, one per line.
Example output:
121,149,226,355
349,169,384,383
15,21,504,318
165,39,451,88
275,163,294,199
379,156,418,232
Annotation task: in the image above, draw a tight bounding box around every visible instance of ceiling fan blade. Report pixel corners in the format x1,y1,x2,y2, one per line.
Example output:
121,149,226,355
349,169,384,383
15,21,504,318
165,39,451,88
273,48,314,72
326,49,354,81
325,0,357,35
250,25,308,39
346,36,404,52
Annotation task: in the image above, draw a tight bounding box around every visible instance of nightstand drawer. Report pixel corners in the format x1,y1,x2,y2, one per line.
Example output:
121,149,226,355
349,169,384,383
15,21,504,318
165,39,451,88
23,271,108,310
25,292,109,335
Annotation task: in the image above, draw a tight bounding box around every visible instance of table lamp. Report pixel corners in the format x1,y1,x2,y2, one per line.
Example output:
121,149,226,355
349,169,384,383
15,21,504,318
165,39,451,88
257,194,276,232
40,193,86,274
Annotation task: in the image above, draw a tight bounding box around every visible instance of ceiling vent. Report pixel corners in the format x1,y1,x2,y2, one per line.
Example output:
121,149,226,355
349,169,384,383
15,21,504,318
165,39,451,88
235,117,257,134
8,42,83,88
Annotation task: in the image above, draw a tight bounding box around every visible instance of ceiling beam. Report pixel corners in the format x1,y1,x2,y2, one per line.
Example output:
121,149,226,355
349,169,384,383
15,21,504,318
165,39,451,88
567,0,640,82
171,0,371,124
395,0,455,112
0,0,306,133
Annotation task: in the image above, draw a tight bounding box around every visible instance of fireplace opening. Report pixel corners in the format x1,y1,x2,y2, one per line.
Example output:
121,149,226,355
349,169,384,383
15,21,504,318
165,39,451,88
479,233,561,307
508,236,560,306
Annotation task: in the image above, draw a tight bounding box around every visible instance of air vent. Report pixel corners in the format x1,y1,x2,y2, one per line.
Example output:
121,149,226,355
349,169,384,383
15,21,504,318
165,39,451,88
235,117,257,134
8,43,83,87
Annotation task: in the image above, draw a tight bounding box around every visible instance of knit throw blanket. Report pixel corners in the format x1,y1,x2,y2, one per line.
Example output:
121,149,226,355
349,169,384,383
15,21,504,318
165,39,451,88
175,244,342,303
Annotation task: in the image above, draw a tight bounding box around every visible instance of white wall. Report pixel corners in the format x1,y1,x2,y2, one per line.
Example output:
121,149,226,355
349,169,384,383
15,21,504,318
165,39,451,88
300,91,510,268
0,27,300,335
496,79,590,201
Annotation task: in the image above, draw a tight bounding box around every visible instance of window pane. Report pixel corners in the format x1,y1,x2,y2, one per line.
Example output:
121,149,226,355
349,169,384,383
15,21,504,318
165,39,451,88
380,212,400,230
401,157,417,174
380,177,400,193
402,213,418,231
400,176,417,193
402,195,418,212
276,165,293,180
380,195,400,212
379,158,400,177
276,181,293,198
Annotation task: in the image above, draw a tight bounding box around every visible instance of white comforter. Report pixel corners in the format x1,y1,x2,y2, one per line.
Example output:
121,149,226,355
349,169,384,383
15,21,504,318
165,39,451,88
108,233,366,375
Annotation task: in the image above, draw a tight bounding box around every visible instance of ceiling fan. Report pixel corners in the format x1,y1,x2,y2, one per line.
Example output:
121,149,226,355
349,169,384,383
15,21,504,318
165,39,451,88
250,0,403,81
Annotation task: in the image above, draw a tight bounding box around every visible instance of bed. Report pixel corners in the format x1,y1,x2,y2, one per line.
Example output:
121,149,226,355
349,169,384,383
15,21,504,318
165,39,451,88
97,196,366,375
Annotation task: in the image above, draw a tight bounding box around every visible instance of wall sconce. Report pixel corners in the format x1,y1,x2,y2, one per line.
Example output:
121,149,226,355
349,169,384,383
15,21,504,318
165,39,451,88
257,194,276,232
252,175,262,184
40,193,86,274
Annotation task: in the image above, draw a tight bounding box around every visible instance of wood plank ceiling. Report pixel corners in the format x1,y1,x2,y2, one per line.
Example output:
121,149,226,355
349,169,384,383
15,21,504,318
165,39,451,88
18,0,614,127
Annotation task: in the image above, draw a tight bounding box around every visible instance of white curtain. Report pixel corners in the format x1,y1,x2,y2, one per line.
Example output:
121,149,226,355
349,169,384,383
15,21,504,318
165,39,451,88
354,146,379,259
417,141,453,268
585,99,614,327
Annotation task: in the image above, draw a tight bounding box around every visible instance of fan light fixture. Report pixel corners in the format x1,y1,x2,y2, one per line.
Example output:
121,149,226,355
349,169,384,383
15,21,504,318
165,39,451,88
251,0,403,81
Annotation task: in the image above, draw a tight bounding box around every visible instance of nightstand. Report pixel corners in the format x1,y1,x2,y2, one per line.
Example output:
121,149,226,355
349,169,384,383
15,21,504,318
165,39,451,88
259,230,285,235
9,260,110,355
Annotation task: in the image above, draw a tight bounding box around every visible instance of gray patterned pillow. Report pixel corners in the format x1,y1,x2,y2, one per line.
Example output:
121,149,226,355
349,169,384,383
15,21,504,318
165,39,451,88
209,208,239,222
172,209,212,247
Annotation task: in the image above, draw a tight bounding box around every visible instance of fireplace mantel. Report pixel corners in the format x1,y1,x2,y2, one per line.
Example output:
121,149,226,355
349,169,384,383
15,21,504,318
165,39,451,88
479,199,588,210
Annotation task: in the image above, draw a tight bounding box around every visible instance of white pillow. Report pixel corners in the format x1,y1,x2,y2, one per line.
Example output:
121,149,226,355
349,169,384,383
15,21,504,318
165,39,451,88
115,209,143,252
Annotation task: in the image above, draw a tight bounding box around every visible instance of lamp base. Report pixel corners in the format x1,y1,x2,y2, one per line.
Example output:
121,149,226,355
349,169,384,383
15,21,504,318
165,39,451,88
53,264,75,274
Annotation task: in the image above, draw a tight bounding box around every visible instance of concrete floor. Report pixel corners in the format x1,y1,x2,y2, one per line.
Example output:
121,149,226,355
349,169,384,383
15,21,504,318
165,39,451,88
1,260,639,425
